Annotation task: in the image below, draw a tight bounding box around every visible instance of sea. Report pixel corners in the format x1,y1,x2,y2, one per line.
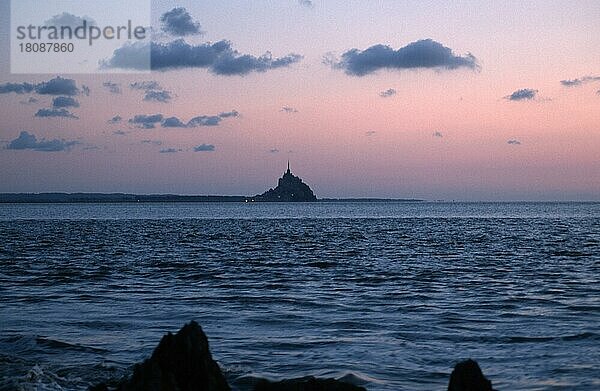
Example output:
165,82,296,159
0,202,599,390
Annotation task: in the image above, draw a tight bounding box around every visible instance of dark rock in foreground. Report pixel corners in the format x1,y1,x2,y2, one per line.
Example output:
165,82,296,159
92,322,496,391
251,163,317,202
448,359,493,391
253,376,366,391
116,321,230,391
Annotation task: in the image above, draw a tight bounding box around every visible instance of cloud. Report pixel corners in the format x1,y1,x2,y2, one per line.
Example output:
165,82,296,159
217,110,239,118
108,115,122,124
281,106,298,113
35,108,78,119
112,130,128,136
269,148,280,153
213,50,303,76
129,81,172,103
103,39,303,75
365,130,376,136
130,81,162,90
6,131,78,152
44,12,96,28
597,90,600,96
129,114,164,129
330,39,478,76
19,97,39,105
433,131,443,138
507,139,521,145
298,0,314,8
159,148,182,153
52,96,80,108
102,81,122,94
35,77,81,96
187,116,224,127
194,144,215,152
0,82,35,94
160,7,202,36
504,88,538,101
560,75,600,87
0,77,84,96
144,90,172,103
161,116,187,128
131,111,239,129
187,111,239,127
379,88,396,98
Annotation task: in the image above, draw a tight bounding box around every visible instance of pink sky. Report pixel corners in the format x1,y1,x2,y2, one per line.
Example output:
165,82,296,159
0,1,599,200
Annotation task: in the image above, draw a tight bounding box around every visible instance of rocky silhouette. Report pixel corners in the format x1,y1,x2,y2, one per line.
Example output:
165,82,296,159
91,321,230,391
92,322,495,391
448,359,494,391
251,162,317,202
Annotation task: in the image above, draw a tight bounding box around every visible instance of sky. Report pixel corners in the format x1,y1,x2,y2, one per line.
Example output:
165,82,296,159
0,0,599,200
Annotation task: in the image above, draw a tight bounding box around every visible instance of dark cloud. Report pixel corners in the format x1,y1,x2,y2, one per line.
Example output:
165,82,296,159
35,77,80,96
365,130,376,136
269,148,280,153
98,41,151,70
103,39,302,75
379,88,396,98
144,90,172,103
6,131,78,152
129,114,164,129
159,148,182,153
52,96,80,108
187,111,238,127
330,39,478,76
281,106,298,113
433,131,443,138
0,82,35,94
160,7,202,36
194,144,215,152
108,115,122,124
102,81,122,94
597,90,600,96
504,88,538,101
187,115,223,127
131,111,238,129
560,75,600,87
507,139,521,145
212,50,303,76
0,77,83,96
35,108,78,119
19,97,39,105
45,12,96,28
112,130,128,136
161,116,187,128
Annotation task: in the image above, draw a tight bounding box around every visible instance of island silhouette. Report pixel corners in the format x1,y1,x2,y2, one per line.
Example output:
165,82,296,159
0,163,422,203
250,161,317,202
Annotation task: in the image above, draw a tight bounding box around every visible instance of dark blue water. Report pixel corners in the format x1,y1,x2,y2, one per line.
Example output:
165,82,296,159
1,202,599,390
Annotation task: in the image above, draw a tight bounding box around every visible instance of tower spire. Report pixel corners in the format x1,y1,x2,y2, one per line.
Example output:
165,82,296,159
287,160,290,174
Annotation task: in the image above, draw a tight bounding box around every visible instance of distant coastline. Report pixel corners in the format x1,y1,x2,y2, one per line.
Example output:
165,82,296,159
0,193,424,203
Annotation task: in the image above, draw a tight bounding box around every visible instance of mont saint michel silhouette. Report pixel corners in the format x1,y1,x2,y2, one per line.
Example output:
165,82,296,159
0,162,421,203
251,161,318,202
